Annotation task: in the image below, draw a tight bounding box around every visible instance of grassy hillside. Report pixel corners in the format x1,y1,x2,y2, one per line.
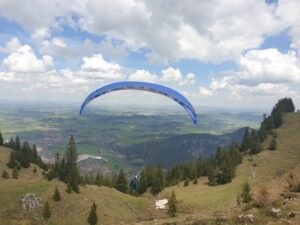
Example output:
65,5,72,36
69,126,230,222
145,113,300,224
0,113,299,225
0,147,155,225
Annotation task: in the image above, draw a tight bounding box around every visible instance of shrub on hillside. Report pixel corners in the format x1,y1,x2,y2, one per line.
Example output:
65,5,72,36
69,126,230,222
253,187,273,208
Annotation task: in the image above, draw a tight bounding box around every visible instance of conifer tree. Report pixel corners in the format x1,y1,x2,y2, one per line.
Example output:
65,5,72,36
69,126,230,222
115,168,128,193
168,190,177,217
268,138,277,151
2,170,9,179
0,131,3,146
250,138,262,154
151,164,165,195
66,183,72,193
241,128,251,151
6,151,19,169
217,155,235,184
19,142,30,168
87,202,98,225
65,135,80,193
53,186,61,201
7,137,15,149
32,144,39,164
95,172,102,186
241,182,252,203
183,178,189,186
137,170,148,194
193,178,198,184
15,136,21,151
145,162,154,187
12,168,18,179
207,166,217,186
68,165,80,193
43,201,51,219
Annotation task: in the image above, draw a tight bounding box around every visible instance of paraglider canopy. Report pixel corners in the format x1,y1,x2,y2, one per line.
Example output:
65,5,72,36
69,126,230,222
80,81,197,125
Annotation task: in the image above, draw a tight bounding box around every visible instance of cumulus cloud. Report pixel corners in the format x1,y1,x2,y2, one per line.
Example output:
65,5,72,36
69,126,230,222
199,87,213,96
0,0,80,30
204,48,300,98
129,70,158,82
0,0,292,64
31,27,51,40
276,0,300,53
0,37,22,54
3,44,53,73
80,54,125,80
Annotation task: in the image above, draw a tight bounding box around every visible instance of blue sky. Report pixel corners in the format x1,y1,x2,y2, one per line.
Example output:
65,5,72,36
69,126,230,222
0,0,299,110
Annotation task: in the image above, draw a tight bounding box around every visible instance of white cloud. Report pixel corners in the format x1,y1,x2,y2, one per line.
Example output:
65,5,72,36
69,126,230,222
199,87,213,96
77,0,285,63
276,0,300,53
0,0,288,64
0,37,22,53
0,0,80,30
99,39,129,60
161,67,182,82
3,44,53,73
129,70,157,82
31,27,51,40
205,48,300,98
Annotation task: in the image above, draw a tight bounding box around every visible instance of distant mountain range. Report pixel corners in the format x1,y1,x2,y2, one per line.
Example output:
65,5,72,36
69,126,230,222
123,127,248,168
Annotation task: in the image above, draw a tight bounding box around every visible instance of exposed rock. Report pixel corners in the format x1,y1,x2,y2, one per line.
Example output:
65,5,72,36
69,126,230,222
155,199,168,209
21,193,42,210
238,214,255,223
269,207,282,218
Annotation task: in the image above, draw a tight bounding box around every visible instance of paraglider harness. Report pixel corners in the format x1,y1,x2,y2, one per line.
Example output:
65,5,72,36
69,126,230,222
130,176,139,192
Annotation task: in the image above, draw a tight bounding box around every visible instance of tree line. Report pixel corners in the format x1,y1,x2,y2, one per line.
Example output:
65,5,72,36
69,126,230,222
240,97,295,154
2,135,47,171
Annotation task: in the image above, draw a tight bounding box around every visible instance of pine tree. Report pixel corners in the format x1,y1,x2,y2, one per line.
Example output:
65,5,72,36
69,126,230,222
95,172,102,186
15,136,21,151
32,144,39,164
19,142,30,168
168,190,177,217
193,178,198,184
241,128,251,151
7,137,15,149
65,135,80,193
66,183,72,193
0,131,3,146
6,151,19,169
137,170,148,194
250,138,262,154
215,146,224,165
43,201,51,219
151,164,165,195
241,182,252,203
145,162,154,187
87,202,98,225
217,154,235,184
268,138,277,151
115,168,128,193
183,178,189,186
12,168,18,179
207,166,217,186
68,165,80,193
2,170,9,179
53,186,61,201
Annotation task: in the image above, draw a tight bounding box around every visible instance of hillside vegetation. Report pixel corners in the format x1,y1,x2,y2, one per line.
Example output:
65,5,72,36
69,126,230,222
142,113,300,224
1,113,300,225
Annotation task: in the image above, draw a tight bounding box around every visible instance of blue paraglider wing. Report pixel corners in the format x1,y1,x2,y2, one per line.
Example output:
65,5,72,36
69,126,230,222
79,81,197,125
